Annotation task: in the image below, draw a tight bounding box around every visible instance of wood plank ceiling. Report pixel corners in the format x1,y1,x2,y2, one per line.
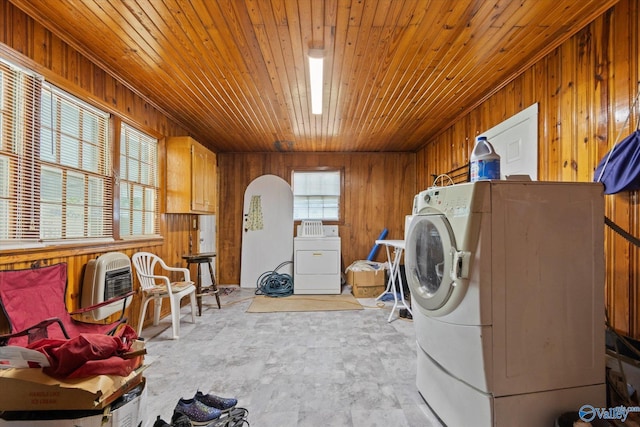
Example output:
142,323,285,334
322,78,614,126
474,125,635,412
10,0,619,153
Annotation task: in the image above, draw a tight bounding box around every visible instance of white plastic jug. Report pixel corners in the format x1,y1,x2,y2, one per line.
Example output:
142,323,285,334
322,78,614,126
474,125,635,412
470,136,501,181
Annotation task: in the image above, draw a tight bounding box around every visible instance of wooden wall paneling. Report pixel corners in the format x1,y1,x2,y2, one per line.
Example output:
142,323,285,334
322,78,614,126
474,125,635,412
628,0,640,337
608,0,635,336
546,48,563,181
559,35,577,182
576,27,594,184
216,152,415,285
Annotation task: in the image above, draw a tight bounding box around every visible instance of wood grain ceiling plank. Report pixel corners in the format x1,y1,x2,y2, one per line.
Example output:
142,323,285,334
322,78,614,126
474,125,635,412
383,1,549,146
249,0,308,149
92,0,227,138
281,0,313,147
126,0,244,143
325,0,351,144
406,0,619,145
221,0,297,150
23,0,209,136
173,0,278,146
354,1,475,150
336,0,382,149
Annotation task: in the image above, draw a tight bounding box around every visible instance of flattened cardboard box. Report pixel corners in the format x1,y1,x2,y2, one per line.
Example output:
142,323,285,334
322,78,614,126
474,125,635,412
0,366,145,411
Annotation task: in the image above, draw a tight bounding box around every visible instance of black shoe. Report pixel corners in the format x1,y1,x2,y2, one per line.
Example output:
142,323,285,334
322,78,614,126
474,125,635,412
171,412,193,427
153,415,170,427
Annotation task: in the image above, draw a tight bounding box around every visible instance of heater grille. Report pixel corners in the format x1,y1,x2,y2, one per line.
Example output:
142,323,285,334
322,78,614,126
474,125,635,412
81,252,133,321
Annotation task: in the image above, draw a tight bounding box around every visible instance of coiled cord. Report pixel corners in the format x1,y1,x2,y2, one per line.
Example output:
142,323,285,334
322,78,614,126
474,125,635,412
255,261,294,297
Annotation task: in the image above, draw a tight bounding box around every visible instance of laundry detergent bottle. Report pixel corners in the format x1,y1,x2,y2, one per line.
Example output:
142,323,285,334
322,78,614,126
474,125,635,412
470,136,501,181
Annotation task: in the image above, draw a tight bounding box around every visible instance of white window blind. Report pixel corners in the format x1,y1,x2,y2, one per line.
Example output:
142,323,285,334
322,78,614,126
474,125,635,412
40,83,112,241
292,170,340,221
119,123,159,238
0,60,42,243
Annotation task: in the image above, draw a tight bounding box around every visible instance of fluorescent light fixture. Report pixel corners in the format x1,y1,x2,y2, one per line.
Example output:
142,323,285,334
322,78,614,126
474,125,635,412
308,49,324,115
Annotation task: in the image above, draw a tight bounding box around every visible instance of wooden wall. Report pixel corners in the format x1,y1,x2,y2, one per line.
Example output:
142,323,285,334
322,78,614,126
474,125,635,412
417,0,640,337
217,152,416,285
0,0,197,333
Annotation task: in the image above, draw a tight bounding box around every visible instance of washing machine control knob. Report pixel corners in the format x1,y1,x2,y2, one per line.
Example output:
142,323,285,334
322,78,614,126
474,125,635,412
423,194,431,203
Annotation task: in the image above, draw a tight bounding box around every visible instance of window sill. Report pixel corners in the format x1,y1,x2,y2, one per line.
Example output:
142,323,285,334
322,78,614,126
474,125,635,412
0,237,164,265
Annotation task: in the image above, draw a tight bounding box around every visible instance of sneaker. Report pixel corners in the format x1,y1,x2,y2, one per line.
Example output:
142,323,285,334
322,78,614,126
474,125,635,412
153,415,170,427
174,398,222,425
170,413,192,427
205,407,250,427
194,390,238,412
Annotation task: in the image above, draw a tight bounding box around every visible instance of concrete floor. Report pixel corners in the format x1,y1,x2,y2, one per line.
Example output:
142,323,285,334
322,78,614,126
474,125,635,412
142,287,443,427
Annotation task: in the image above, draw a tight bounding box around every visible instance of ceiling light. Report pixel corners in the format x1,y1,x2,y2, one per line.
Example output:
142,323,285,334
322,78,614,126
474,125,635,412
308,49,324,115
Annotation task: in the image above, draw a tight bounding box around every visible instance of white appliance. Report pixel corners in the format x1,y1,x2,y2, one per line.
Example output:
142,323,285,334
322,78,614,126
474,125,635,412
294,221,341,294
405,181,605,427
81,252,133,321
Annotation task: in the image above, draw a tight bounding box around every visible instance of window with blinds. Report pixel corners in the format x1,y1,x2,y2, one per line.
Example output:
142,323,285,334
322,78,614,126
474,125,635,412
0,58,113,247
119,123,159,238
0,60,41,243
40,83,112,241
292,170,341,221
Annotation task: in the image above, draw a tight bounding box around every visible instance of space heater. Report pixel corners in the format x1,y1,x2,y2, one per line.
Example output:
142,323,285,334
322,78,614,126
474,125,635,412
81,252,133,321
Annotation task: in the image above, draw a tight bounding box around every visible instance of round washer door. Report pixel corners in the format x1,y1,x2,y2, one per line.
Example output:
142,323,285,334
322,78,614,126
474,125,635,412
405,214,459,314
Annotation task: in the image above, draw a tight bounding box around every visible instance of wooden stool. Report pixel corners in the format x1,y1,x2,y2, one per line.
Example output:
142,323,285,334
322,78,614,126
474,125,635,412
182,253,221,316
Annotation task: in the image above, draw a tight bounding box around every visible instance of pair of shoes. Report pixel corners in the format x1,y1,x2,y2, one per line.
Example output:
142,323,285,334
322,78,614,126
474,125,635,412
174,398,222,425
194,390,238,413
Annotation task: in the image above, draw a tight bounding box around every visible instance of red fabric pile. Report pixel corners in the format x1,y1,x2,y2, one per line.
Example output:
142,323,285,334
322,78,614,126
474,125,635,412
27,324,140,379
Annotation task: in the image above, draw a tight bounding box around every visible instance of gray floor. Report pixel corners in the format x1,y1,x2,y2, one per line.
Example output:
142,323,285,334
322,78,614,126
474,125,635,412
142,287,444,427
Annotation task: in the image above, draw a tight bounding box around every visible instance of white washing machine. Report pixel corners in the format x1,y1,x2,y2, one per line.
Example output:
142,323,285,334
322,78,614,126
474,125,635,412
405,181,606,427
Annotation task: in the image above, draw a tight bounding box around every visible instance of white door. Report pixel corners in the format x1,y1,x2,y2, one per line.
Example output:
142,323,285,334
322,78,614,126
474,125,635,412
198,215,216,287
240,175,294,288
483,103,538,180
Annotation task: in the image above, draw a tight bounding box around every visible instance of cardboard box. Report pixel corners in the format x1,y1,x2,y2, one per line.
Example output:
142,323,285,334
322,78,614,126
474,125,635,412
347,269,387,298
0,365,146,411
0,377,147,426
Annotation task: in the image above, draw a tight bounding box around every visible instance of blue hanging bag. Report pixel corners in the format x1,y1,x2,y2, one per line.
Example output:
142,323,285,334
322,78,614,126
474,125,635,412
594,129,640,194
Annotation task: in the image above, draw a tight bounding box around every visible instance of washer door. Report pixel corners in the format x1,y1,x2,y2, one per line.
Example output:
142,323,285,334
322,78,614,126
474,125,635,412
406,214,468,315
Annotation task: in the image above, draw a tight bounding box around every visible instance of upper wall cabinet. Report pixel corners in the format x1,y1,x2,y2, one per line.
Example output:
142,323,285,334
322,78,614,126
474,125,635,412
166,136,217,214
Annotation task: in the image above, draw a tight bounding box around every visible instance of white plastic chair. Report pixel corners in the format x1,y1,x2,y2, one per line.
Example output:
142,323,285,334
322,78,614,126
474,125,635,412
132,252,197,339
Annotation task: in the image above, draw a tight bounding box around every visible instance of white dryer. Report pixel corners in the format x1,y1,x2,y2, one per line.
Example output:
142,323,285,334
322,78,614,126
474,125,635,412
405,181,606,427
294,222,341,294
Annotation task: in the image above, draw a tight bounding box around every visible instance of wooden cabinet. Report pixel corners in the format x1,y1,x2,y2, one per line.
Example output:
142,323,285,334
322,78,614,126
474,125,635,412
166,136,217,213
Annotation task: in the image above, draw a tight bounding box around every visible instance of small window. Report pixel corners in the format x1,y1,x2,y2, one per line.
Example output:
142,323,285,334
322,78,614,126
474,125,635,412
39,83,112,241
119,123,159,238
292,170,341,221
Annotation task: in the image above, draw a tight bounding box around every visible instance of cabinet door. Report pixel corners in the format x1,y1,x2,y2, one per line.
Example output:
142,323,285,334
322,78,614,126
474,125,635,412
191,145,208,211
204,150,217,213
167,136,216,214
191,144,216,213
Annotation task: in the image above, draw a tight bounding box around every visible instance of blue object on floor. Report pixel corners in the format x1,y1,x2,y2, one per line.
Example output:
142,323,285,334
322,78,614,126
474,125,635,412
379,292,401,302
366,228,388,260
